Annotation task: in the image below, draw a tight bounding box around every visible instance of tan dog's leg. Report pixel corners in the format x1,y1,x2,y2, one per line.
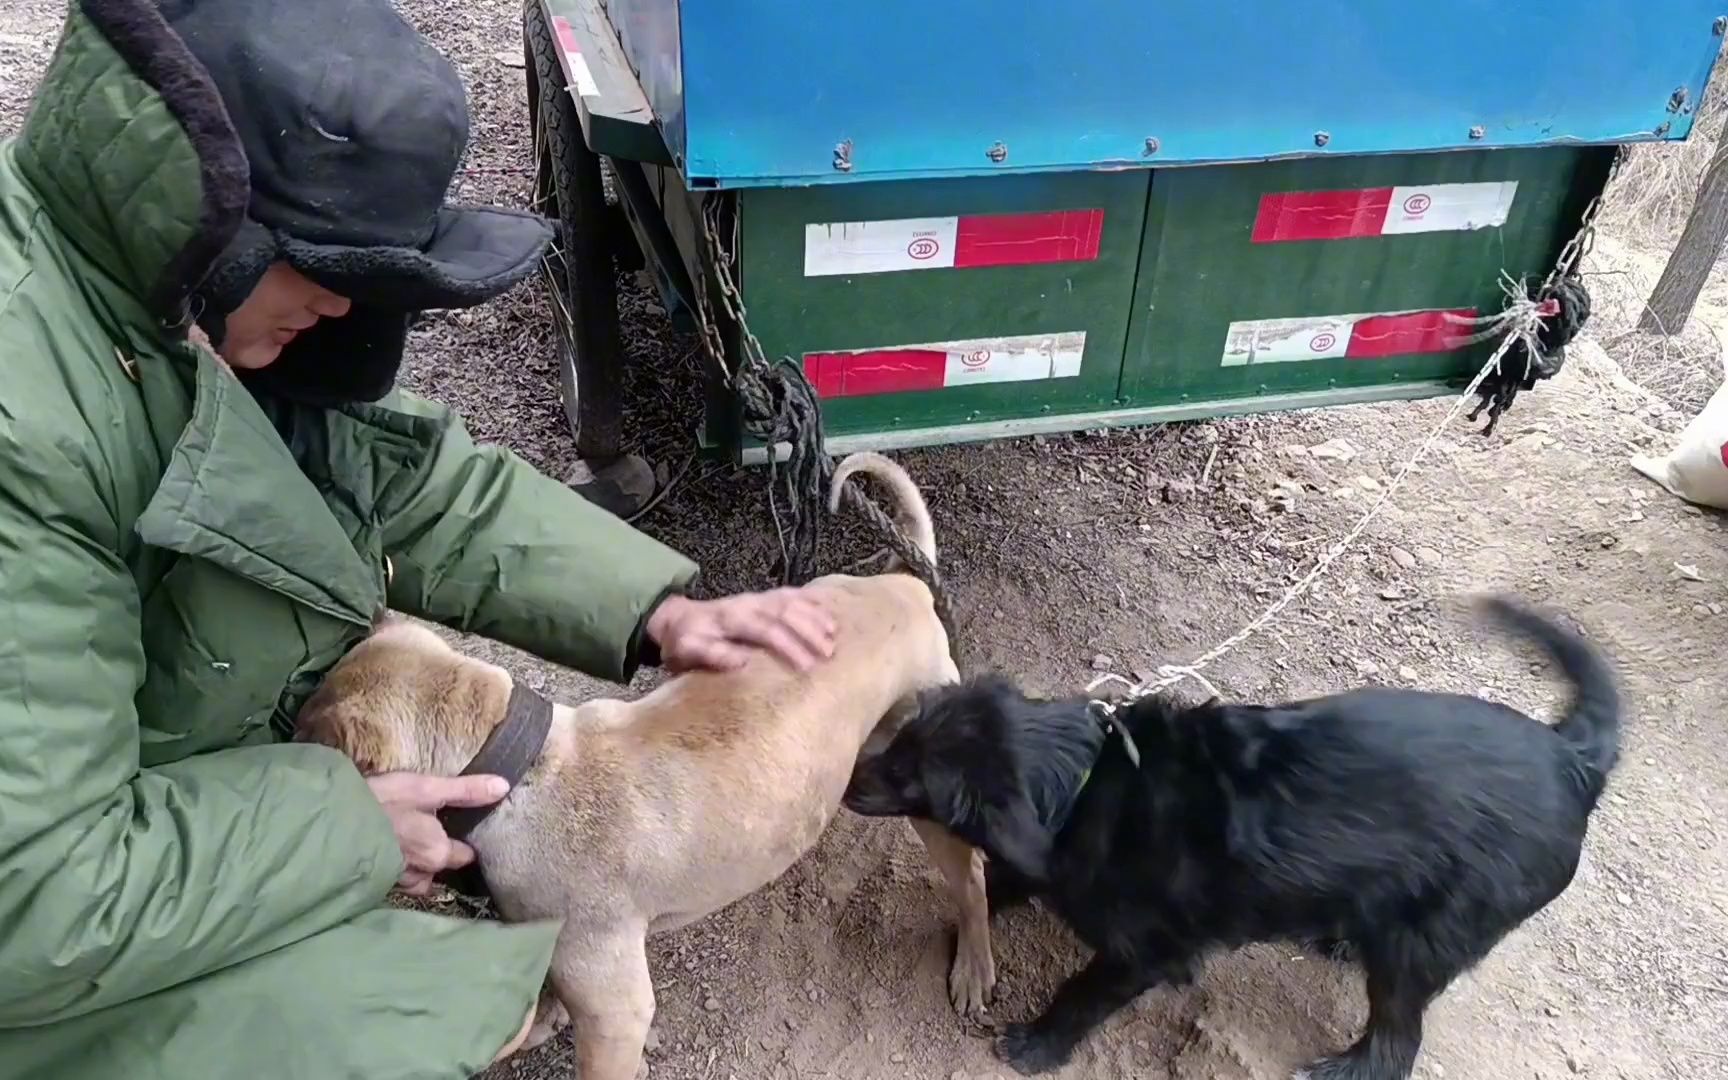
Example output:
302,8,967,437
490,1003,539,1064
519,980,570,1052
910,818,995,1016
551,928,655,1080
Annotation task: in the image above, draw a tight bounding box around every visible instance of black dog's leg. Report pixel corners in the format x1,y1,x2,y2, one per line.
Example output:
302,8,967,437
1302,942,1453,1080
995,952,1156,1076
984,858,1039,915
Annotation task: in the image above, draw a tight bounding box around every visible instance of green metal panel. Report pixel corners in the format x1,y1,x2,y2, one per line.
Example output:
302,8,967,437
1119,147,1617,407
734,172,1149,438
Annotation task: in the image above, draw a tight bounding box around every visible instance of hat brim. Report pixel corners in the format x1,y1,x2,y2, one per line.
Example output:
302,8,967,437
278,205,554,310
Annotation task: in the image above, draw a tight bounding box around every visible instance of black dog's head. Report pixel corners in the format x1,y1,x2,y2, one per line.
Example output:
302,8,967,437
844,675,1105,881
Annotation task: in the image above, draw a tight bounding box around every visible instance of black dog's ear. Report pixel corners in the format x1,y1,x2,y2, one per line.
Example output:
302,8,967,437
980,796,1053,881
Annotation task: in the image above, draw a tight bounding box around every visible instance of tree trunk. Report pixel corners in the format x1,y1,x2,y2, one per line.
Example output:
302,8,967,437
1642,123,1728,333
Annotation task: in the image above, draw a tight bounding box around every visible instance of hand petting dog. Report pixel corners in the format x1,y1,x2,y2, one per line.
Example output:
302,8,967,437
646,589,838,673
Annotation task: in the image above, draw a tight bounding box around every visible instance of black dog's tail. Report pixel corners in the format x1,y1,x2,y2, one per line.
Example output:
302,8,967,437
1477,595,1622,801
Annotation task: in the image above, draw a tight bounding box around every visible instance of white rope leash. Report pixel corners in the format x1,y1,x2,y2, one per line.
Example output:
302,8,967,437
1086,280,1548,703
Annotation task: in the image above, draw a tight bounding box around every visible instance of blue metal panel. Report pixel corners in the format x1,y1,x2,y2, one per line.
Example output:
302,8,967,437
667,0,1726,187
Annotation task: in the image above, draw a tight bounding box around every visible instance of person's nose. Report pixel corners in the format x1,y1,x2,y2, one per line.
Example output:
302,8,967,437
311,291,354,318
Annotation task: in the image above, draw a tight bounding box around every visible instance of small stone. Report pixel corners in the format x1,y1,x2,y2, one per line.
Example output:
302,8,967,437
890,1052,907,1065
784,1018,797,1031
1390,547,1418,570
1356,474,1383,492
1091,653,1115,672
703,997,721,1012
1308,437,1360,462
645,1028,663,1053
1417,546,1444,566
1544,1004,1561,1018
1615,891,1633,907
1599,534,1617,549
1380,586,1405,601
760,1037,774,1051
644,302,666,317
1398,665,1419,682
1278,444,1310,457
1567,1054,1582,1073
493,50,525,68
1353,659,1381,677
1694,604,1712,616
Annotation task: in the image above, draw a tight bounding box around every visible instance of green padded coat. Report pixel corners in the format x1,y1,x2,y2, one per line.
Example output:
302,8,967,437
0,2,698,1076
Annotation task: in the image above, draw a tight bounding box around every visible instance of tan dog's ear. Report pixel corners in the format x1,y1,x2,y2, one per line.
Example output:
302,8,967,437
293,683,389,775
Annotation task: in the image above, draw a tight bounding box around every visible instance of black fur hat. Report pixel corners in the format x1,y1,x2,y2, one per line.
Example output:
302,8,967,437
162,0,553,400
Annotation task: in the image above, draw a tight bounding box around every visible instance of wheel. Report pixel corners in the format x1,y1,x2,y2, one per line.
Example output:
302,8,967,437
523,0,654,518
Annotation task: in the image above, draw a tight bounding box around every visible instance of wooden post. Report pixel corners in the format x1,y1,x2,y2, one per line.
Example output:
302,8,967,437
1642,120,1728,333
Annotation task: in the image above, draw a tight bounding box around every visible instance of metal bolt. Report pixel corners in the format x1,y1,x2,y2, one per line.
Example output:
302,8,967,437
1715,14,1726,35
832,139,853,172
1314,131,1331,148
986,141,1008,164
1143,136,1161,157
1669,86,1690,113
1468,125,1486,140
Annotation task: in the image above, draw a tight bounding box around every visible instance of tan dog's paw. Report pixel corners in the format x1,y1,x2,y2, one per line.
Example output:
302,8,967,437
522,993,570,1051
948,936,997,1016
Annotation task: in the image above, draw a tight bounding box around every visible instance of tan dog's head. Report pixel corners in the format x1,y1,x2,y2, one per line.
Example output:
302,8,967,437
294,613,511,777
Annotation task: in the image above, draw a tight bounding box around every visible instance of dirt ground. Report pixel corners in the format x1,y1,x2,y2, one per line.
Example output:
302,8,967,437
6,4,1728,1078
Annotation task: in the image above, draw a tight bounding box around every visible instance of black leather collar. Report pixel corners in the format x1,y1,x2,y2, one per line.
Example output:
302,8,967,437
437,682,554,843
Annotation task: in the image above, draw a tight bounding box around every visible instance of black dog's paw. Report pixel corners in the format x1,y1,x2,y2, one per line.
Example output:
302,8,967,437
1320,937,1359,964
994,1023,1073,1076
1294,1051,1386,1080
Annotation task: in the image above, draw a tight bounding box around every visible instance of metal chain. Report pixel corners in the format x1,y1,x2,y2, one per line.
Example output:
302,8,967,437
1087,149,1625,704
692,195,960,654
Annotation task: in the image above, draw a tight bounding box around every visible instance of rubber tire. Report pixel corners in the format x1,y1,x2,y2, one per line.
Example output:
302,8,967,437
524,0,625,461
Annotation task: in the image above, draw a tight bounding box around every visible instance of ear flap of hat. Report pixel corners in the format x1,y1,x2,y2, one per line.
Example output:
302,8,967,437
236,305,412,407
194,217,279,345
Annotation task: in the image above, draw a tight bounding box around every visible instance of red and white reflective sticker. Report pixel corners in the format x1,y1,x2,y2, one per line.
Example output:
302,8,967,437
550,16,600,98
1221,309,1478,367
1251,182,1518,243
804,332,1086,398
803,210,1104,277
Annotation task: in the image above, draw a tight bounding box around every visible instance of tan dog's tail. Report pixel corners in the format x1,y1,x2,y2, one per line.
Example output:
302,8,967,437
829,451,937,567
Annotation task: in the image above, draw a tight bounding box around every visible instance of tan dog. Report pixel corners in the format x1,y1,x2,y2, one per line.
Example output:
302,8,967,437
294,452,993,1080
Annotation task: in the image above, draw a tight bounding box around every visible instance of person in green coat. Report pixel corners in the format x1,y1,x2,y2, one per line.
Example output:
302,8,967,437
0,1,837,1076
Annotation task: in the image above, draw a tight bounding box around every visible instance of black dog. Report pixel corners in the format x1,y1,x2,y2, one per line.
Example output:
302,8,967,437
843,597,1620,1079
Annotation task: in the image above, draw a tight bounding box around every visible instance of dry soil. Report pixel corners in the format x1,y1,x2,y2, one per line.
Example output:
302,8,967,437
3,4,1725,1078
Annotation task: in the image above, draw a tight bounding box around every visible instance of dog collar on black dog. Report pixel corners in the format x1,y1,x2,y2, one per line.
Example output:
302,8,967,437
1071,699,1143,793
437,683,554,844
1086,699,1142,771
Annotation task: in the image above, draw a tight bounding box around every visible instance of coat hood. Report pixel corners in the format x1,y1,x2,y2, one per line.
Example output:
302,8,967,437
13,0,248,327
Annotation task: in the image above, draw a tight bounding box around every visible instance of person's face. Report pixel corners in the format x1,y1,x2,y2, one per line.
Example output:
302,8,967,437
218,262,353,369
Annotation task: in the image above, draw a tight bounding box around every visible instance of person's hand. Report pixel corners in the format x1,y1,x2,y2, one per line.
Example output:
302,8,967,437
365,772,510,896
645,589,837,674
